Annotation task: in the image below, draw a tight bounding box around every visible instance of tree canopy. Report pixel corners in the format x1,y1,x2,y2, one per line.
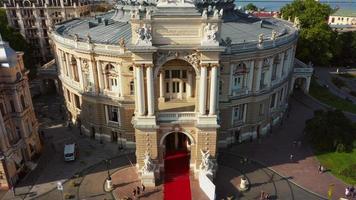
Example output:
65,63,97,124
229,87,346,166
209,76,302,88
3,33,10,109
281,0,336,66
244,3,258,11
0,8,35,77
305,110,356,152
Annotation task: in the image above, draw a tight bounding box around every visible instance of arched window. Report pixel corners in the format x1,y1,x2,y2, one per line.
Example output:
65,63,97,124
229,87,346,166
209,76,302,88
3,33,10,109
130,81,134,95
105,64,119,92
71,56,79,82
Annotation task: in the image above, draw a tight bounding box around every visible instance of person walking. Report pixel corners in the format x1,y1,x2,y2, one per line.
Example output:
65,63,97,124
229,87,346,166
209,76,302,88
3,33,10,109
137,186,141,196
141,184,145,193
132,188,137,199
289,154,294,161
318,165,322,174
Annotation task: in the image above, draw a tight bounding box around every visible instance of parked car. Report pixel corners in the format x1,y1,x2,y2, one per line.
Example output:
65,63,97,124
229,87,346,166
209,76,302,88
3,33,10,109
64,143,77,162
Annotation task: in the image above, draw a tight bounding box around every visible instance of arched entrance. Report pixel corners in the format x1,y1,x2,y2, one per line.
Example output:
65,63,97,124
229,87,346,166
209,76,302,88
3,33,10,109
164,132,191,153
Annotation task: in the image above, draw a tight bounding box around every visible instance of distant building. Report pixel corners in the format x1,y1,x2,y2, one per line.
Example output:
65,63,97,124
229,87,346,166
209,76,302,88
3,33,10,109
3,0,91,65
0,34,42,189
328,9,356,31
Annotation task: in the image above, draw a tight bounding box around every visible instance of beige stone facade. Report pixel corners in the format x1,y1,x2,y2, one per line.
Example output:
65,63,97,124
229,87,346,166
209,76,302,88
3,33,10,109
0,36,42,189
51,0,302,181
3,0,91,64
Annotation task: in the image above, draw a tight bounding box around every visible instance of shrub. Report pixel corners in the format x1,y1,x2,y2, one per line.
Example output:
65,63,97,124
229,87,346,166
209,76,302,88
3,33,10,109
339,164,356,180
305,110,356,152
331,77,346,88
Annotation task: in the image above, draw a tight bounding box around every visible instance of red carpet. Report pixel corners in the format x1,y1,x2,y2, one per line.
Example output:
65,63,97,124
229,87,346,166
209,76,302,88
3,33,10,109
164,150,191,200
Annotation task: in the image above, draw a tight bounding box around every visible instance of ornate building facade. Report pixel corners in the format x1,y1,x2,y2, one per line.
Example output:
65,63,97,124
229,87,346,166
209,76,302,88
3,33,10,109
3,0,91,64
0,35,42,189
51,0,311,183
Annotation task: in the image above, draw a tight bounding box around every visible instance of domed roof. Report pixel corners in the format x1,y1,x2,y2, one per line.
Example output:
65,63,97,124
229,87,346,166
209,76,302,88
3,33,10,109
0,34,17,68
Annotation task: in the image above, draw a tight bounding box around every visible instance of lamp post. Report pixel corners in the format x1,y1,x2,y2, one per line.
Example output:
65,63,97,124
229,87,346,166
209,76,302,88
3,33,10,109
103,159,113,192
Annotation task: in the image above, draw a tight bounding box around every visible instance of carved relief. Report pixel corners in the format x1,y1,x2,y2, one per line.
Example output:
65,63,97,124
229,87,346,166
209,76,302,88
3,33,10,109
154,51,201,69
201,23,219,46
135,24,152,46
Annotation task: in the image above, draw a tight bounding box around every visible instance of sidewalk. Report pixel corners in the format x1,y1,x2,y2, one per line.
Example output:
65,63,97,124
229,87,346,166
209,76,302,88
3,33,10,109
229,94,348,199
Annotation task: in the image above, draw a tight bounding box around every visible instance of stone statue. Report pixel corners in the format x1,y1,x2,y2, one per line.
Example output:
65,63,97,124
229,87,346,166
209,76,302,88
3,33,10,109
146,9,152,19
130,8,139,19
73,34,79,42
86,34,92,43
142,151,154,174
293,16,300,29
258,34,264,45
199,149,215,176
118,37,126,48
202,9,207,18
271,30,277,41
213,8,219,18
202,23,218,44
136,24,152,46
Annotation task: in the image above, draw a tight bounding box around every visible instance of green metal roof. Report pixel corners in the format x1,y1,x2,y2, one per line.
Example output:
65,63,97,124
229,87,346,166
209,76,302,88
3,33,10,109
332,9,356,17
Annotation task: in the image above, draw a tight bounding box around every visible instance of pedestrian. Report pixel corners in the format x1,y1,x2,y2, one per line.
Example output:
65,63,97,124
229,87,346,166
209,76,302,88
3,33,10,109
136,186,140,196
260,191,265,200
293,140,297,147
345,187,350,197
349,185,354,197
318,165,322,174
132,188,137,199
141,184,145,193
320,165,324,173
289,154,294,161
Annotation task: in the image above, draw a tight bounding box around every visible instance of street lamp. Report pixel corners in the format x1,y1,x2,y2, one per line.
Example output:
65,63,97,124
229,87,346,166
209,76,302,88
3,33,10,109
103,159,113,192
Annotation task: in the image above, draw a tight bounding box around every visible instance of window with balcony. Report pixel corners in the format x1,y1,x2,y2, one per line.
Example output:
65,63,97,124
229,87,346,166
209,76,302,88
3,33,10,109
260,71,266,89
231,63,247,95
106,105,119,123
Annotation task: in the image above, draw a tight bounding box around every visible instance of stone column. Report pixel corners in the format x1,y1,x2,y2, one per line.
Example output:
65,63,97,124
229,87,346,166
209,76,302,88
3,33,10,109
146,65,154,116
209,65,218,115
96,61,104,93
159,71,164,101
267,57,274,87
76,58,84,90
136,65,145,116
199,65,207,115
248,60,254,92
187,71,192,98
254,60,263,91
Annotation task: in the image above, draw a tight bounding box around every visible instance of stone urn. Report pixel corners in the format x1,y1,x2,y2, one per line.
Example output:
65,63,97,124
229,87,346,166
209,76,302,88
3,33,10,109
239,176,249,191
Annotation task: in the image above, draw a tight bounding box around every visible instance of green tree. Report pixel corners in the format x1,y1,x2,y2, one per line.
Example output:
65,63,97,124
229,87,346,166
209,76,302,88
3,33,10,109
0,8,35,78
281,0,336,66
244,3,258,11
305,110,356,152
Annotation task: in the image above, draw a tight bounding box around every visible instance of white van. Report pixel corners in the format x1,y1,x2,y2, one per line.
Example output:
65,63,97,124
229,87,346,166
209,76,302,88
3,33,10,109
64,143,77,162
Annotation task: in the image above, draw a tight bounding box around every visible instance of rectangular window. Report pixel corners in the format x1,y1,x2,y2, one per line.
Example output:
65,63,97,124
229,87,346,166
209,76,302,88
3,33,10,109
260,72,266,89
67,90,71,102
259,103,264,115
74,94,81,109
270,93,276,108
183,82,186,93
233,104,245,122
130,81,134,95
172,70,180,78
0,102,5,116
279,88,284,102
182,70,187,79
10,100,15,112
165,70,170,79
166,82,170,93
176,82,180,93
107,105,119,123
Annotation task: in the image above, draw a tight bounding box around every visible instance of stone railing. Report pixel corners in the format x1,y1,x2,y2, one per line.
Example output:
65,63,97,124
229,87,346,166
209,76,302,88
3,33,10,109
229,31,298,54
157,112,197,122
